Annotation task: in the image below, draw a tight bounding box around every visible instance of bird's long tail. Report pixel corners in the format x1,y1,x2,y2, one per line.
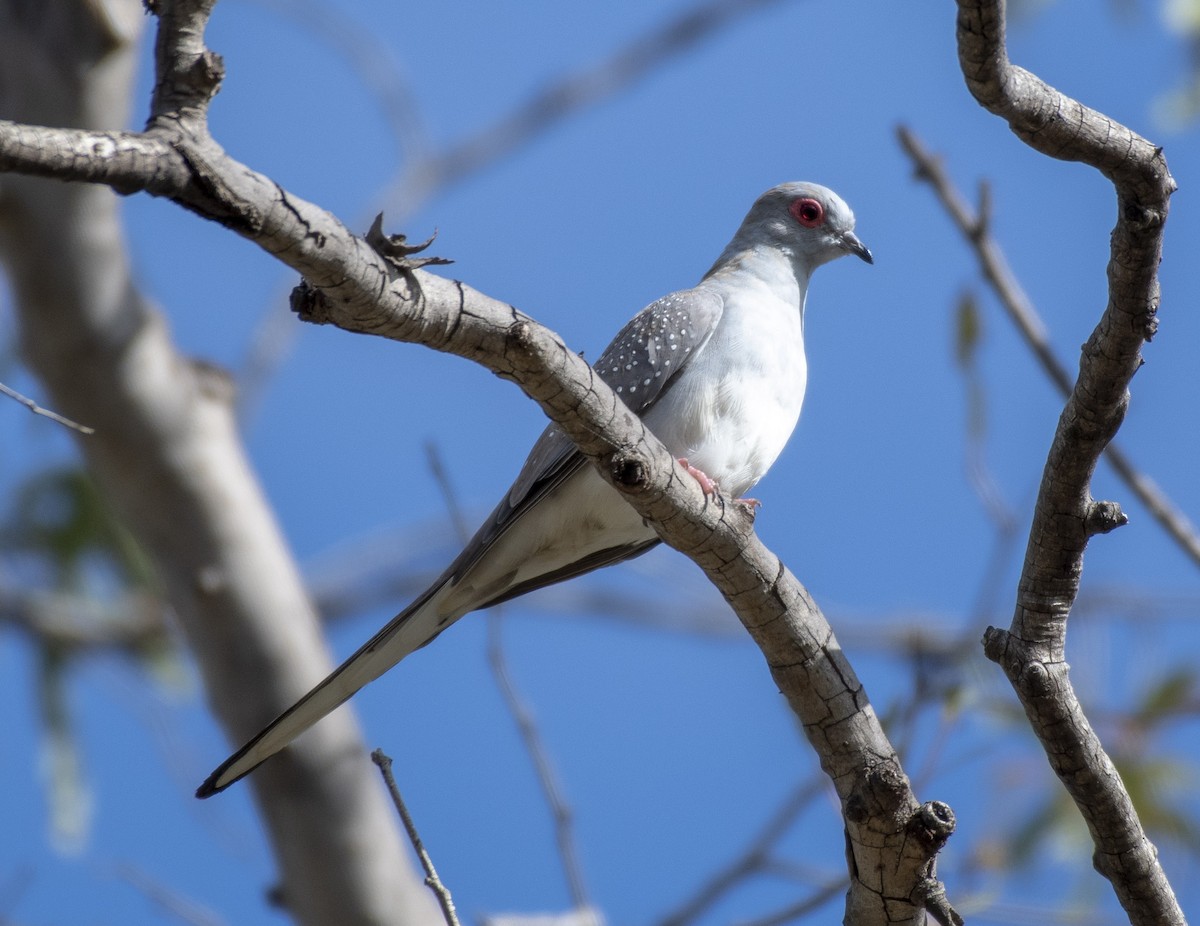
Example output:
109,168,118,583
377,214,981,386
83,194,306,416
196,578,454,798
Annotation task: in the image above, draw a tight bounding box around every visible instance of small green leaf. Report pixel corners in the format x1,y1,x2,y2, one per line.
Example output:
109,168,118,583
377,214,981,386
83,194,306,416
954,292,982,371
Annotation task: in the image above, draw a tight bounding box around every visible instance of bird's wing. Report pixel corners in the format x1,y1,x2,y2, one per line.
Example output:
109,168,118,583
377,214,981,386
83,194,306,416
448,287,726,594
194,289,724,798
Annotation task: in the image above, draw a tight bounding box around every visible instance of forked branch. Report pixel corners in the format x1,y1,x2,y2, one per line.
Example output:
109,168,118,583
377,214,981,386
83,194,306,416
955,2,1183,923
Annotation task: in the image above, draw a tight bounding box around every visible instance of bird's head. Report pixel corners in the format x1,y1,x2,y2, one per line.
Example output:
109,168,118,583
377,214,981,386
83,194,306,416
733,181,872,271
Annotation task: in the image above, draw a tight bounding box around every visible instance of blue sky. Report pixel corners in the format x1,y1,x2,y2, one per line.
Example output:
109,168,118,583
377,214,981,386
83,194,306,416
3,1,1199,923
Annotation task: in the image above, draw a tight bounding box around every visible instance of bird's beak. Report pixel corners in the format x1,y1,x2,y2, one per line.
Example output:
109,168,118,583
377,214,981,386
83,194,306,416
840,232,873,265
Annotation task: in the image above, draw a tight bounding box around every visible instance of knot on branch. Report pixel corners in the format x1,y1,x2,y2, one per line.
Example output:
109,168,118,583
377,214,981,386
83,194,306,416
187,50,226,101
1143,310,1160,342
153,32,226,105
503,320,541,375
845,762,910,824
981,625,1008,663
290,279,333,325
1085,499,1128,536
1120,197,1168,231
1018,660,1055,700
984,629,1060,697
907,801,957,852
610,452,649,490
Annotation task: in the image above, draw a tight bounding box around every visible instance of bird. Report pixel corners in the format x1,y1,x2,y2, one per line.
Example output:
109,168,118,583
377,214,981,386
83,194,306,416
197,181,872,797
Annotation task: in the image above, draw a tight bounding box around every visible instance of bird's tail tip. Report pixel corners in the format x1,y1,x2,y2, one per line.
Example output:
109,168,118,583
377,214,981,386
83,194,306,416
195,760,243,799
195,777,220,800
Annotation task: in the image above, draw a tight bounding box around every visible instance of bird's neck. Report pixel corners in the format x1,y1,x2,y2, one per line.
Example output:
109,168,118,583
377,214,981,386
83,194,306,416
700,243,811,312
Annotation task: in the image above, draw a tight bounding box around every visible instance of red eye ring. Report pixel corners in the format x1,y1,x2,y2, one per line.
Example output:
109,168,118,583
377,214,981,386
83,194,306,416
789,197,824,228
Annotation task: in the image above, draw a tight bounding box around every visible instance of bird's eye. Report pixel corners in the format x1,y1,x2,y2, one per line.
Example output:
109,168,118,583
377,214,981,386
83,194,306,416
789,197,824,228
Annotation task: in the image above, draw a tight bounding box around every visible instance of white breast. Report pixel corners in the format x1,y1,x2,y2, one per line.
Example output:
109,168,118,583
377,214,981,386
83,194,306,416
643,253,809,498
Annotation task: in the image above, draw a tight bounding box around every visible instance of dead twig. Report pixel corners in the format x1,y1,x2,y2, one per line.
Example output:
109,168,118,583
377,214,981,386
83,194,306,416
371,750,462,926
897,124,1200,571
425,441,593,911
0,380,94,434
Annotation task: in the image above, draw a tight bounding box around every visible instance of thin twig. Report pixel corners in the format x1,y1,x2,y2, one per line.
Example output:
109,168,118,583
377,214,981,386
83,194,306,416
425,442,593,911
732,878,846,926
0,380,94,434
113,863,226,926
897,124,1200,570
242,0,430,167
371,750,461,926
657,780,826,926
392,0,790,211
486,618,592,910
424,442,472,541
233,0,430,419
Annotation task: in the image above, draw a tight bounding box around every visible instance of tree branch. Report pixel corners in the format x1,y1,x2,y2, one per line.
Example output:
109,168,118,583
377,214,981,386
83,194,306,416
896,125,1200,571
372,751,462,926
393,0,790,209
426,442,593,912
0,380,95,434
955,2,1184,923
656,779,829,926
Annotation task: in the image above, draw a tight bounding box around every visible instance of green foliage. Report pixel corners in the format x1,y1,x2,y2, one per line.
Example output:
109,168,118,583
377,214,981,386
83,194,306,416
954,291,982,373
2,466,171,851
1159,0,1200,124
1,466,156,592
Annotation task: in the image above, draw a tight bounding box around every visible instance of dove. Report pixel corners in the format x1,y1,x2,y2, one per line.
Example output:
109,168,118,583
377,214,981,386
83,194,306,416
198,181,871,797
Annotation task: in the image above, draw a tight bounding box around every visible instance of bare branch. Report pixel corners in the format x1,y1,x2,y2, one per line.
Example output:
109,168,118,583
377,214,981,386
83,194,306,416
113,863,227,926
913,876,965,926
426,442,593,911
956,2,1184,923
393,0,790,209
897,125,1200,570
372,751,462,926
657,779,828,926
0,586,165,652
733,880,846,926
0,380,95,434
244,0,431,167
487,616,594,910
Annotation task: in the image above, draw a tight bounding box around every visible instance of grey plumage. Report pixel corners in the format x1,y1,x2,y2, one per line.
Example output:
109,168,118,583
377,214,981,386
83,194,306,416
197,182,871,797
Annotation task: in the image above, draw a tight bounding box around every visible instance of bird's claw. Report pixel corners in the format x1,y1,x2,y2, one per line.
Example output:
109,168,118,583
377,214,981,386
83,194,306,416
678,458,719,497
677,459,762,515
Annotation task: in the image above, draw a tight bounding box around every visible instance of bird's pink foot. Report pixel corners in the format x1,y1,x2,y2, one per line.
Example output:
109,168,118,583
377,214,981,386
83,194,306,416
736,497,762,511
678,458,719,497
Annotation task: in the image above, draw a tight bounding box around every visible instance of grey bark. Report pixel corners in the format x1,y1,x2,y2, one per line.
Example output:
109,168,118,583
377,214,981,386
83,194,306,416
956,2,1185,924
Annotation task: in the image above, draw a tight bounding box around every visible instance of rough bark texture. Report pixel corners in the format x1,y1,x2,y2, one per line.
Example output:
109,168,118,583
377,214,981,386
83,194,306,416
956,2,1184,924
0,3,440,925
